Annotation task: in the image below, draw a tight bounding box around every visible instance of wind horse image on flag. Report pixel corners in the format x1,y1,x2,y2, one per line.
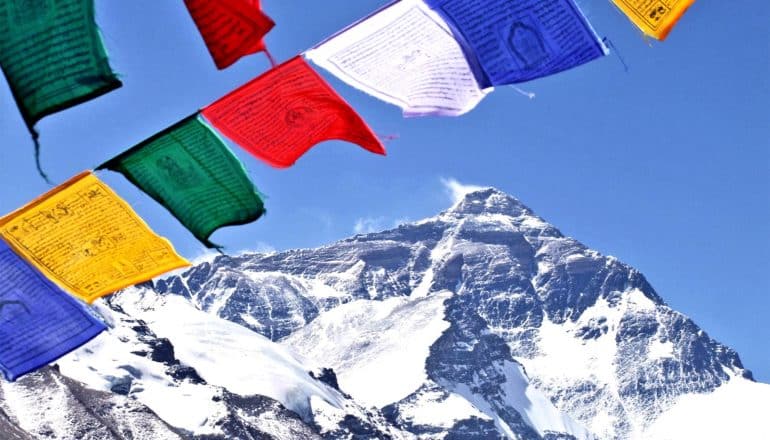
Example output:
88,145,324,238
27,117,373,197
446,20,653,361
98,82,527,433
202,56,385,168
611,0,695,40
99,114,266,249
0,238,106,382
184,0,276,69
424,0,607,87
0,0,121,165
0,172,189,303
306,0,488,117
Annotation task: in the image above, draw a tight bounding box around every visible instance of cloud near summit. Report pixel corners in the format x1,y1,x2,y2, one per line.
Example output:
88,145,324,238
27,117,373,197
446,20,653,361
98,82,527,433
440,178,486,203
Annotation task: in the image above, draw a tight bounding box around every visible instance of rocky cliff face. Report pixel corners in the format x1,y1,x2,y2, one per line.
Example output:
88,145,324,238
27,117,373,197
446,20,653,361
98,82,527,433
0,188,764,439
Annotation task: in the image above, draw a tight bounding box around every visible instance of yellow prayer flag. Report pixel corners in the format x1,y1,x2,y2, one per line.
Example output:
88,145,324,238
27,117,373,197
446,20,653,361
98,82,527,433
612,0,695,40
0,172,189,303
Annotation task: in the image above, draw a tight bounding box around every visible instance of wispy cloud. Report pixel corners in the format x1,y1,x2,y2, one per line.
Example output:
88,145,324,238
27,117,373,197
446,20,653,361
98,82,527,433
353,216,409,235
190,250,221,265
354,217,387,234
190,240,276,264
440,177,486,203
248,241,277,254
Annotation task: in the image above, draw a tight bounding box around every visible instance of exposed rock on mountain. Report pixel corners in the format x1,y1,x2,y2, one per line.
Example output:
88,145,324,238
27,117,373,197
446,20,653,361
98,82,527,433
2,188,767,439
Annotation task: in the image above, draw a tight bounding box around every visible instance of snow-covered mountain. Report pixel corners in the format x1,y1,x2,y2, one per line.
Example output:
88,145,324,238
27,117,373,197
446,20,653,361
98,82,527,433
1,188,768,439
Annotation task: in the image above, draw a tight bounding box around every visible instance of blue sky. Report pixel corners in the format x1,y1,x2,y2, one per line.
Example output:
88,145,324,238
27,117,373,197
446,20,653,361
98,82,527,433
1,1,767,380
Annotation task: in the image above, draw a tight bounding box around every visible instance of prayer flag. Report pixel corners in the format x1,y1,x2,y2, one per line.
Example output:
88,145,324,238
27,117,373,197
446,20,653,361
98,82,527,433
306,0,488,117
0,172,189,303
0,238,105,382
611,0,695,40
184,0,275,69
202,56,385,168
99,114,266,249
424,0,607,87
0,0,121,131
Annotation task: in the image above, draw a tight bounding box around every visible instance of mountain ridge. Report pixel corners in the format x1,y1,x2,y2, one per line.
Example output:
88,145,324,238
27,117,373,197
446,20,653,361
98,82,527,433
150,187,759,438
1,187,766,439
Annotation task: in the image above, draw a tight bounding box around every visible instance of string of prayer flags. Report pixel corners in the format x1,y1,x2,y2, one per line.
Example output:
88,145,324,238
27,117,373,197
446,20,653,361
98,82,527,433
98,114,266,249
306,0,488,117
424,0,607,88
0,172,189,304
0,238,106,382
184,0,276,69
202,56,385,168
0,0,122,181
611,0,695,40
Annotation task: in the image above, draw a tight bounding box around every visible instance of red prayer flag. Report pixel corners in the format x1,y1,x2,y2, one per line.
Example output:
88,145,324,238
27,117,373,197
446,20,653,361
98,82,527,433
201,56,386,168
184,0,275,69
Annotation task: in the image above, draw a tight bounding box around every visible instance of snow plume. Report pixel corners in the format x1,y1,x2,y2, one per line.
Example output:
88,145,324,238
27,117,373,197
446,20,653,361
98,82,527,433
353,217,408,234
440,177,486,203
354,217,388,234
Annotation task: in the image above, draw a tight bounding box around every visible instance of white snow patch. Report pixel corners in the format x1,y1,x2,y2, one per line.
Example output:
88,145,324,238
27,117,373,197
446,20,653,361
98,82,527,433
565,253,589,263
524,299,619,385
412,221,464,298
305,277,348,299
112,289,345,420
626,288,657,311
399,389,490,428
1,376,74,439
473,213,516,227
138,383,220,433
207,284,237,316
518,216,550,229
647,339,675,360
368,267,388,299
504,362,590,438
445,363,591,440
517,287,683,438
518,293,634,437
57,304,226,435
284,292,452,408
646,378,770,439
451,382,517,438
309,395,347,433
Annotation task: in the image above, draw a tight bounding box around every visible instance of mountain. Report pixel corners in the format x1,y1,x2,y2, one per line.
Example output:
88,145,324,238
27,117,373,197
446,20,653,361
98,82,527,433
2,288,408,439
1,188,768,439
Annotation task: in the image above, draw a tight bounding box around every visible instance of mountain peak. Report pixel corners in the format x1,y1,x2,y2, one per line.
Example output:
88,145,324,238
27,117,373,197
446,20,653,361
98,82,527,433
446,187,532,217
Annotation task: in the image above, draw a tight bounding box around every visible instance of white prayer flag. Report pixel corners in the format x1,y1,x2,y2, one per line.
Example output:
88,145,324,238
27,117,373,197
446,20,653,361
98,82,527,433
305,0,490,117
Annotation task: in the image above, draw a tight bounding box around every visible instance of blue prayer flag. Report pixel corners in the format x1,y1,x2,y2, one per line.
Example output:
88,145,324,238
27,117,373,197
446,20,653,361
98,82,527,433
0,239,106,382
424,0,607,87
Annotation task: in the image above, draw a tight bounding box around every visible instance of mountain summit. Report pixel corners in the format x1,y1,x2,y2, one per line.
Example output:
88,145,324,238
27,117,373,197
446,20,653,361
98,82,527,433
1,188,768,439
445,187,533,217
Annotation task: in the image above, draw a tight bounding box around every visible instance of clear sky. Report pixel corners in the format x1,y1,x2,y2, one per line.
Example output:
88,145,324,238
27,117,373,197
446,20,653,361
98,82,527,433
0,1,767,380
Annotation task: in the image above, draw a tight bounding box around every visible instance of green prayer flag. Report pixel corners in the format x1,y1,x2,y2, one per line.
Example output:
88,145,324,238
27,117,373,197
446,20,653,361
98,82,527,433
99,114,266,249
0,0,122,130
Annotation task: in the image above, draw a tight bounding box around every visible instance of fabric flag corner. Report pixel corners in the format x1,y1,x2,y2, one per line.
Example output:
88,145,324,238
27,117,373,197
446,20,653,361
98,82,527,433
424,0,607,87
201,56,385,168
184,0,276,69
0,238,106,382
611,0,696,40
305,0,489,117
0,172,189,303
0,0,122,133
99,114,266,249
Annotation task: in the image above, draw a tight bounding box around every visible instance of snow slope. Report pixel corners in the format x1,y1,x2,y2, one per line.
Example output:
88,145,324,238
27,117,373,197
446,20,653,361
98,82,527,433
285,291,452,407
160,188,767,439
58,304,225,435
3,187,767,439
646,378,770,439
110,288,344,420
286,289,590,439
